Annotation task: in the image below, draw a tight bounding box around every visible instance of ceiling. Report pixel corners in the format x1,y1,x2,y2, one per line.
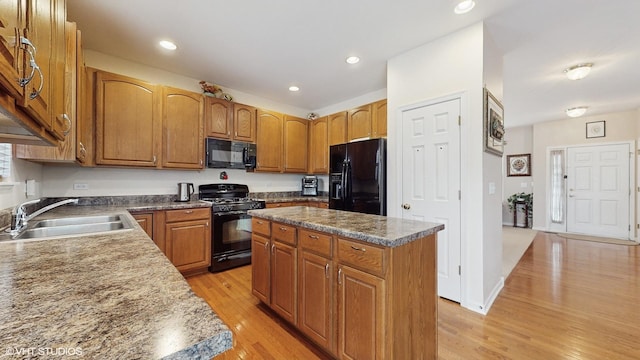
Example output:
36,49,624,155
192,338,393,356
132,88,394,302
67,0,640,128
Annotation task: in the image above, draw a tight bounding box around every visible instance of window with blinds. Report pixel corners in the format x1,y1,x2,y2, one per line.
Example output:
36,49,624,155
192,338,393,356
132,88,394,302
0,143,12,180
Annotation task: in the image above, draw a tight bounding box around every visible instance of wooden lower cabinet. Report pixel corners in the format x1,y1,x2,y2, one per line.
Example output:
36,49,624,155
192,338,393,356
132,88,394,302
299,249,333,352
337,265,384,360
131,212,153,238
140,207,211,276
251,219,298,325
251,216,438,360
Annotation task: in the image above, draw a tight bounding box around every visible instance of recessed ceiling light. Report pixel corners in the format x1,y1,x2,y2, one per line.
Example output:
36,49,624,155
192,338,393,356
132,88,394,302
566,106,588,117
564,63,593,80
345,56,360,64
454,0,476,14
289,86,300,92
159,40,177,50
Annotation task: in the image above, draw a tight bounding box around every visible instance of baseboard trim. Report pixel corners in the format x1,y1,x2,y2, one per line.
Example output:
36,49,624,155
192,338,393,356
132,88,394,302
462,277,505,315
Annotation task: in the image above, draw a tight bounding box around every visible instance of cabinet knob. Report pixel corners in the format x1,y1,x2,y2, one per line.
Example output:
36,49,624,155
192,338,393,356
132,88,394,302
271,243,275,255
308,234,319,239
279,226,287,231
62,114,72,135
325,263,329,278
184,210,193,214
337,267,342,285
350,245,366,252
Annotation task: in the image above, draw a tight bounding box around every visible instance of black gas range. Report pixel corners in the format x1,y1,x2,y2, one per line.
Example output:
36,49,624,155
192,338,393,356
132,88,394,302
199,183,265,272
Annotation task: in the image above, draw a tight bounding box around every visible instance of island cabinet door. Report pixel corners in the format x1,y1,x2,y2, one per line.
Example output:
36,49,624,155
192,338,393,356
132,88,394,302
298,251,333,353
251,233,271,304
270,240,297,325
337,265,385,360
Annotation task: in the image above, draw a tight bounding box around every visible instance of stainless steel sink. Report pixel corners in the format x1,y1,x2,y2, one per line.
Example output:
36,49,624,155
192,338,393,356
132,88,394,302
32,215,122,228
1,214,134,242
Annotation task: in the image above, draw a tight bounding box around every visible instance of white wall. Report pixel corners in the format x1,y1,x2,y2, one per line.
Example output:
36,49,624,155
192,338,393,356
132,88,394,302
0,158,43,209
532,109,638,231
387,22,503,313
502,126,533,224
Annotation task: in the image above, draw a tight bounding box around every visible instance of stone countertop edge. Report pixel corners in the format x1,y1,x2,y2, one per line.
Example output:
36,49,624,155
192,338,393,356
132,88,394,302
0,201,232,360
248,206,444,248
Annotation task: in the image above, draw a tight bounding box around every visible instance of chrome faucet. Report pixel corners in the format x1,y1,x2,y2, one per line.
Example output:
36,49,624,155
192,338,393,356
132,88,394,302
10,198,79,236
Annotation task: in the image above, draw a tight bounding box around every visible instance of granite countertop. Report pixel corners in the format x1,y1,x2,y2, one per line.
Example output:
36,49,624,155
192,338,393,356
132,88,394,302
248,206,444,248
0,200,232,359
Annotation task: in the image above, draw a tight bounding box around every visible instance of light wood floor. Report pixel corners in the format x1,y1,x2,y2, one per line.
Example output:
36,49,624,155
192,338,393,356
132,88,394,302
187,232,640,359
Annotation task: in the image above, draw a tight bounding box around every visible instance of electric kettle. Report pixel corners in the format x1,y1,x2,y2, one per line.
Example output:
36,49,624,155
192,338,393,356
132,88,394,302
177,182,194,202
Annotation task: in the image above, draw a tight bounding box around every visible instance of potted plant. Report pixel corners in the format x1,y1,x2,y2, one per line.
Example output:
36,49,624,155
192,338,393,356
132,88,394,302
507,192,533,225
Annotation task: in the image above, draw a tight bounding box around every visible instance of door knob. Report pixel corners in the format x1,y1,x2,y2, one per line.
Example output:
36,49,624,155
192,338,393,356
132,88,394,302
402,203,411,210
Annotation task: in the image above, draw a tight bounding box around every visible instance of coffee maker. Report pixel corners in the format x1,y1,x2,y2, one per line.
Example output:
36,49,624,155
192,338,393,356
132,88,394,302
301,176,318,196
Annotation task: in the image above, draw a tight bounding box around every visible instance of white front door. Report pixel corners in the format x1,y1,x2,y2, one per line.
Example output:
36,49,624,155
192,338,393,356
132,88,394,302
401,98,461,302
566,143,630,239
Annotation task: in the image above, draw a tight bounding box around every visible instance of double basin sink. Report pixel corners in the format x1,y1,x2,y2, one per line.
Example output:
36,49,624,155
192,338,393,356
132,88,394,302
1,214,134,242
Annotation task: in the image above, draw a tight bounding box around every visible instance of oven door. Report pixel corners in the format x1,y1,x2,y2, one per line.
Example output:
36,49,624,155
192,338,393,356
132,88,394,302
212,211,253,254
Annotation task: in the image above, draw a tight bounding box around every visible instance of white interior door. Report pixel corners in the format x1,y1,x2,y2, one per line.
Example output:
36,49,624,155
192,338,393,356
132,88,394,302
566,143,630,239
401,98,461,302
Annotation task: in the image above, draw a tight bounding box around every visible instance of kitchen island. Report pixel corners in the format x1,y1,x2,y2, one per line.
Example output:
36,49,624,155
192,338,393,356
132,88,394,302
248,206,444,359
0,200,231,359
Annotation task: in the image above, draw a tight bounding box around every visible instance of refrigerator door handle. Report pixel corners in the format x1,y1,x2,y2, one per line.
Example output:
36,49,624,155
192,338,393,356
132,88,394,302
340,161,347,201
345,160,351,204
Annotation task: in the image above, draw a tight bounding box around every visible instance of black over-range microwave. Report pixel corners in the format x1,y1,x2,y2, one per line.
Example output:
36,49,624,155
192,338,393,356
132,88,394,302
206,138,257,170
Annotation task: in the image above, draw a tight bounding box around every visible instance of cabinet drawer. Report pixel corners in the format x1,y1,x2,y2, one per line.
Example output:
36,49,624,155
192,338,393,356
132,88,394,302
165,208,210,222
299,228,332,257
252,218,271,236
337,238,386,276
272,222,297,245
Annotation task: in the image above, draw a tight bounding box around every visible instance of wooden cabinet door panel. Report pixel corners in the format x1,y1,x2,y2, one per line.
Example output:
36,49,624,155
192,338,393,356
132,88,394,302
271,240,297,325
298,250,333,352
162,86,203,169
19,0,54,131
204,97,232,139
338,265,385,360
328,111,347,146
132,213,153,238
347,104,372,141
233,103,256,142
283,115,308,173
309,116,328,174
165,219,211,273
371,99,387,138
252,233,271,304
256,109,283,172
95,71,160,167
0,0,25,98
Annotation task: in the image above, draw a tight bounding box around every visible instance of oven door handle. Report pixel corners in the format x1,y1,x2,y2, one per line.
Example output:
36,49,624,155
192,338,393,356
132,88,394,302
213,211,251,216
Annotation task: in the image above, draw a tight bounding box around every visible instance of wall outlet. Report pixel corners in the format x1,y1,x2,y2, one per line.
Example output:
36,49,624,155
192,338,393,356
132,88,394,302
73,183,89,190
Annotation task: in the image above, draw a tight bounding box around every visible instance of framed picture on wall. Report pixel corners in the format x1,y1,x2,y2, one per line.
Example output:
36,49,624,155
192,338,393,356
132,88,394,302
586,120,605,138
484,88,504,156
507,153,531,176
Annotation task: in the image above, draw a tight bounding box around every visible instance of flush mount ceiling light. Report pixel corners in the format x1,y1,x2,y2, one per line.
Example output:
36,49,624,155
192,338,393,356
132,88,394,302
159,40,177,50
454,0,476,14
564,63,593,80
566,106,588,117
345,56,360,64
288,86,300,92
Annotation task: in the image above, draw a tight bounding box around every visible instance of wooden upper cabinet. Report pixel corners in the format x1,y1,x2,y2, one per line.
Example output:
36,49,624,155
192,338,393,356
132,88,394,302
76,32,93,166
256,109,283,172
14,20,77,162
283,115,308,173
204,97,232,139
162,86,204,169
95,71,161,167
308,116,328,174
0,0,25,98
371,99,387,138
328,111,347,146
347,104,372,141
19,0,55,134
233,103,256,143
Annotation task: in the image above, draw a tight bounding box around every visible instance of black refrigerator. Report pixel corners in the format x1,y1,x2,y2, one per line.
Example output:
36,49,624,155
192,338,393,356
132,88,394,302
329,138,386,215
